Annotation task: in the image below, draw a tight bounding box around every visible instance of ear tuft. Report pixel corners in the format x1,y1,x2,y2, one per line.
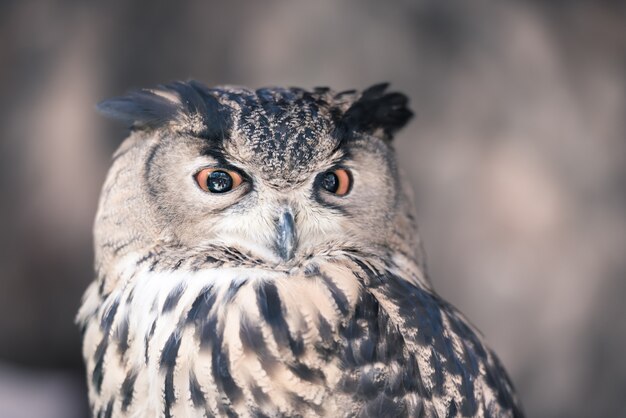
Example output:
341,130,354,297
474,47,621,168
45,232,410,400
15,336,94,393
339,83,414,141
96,89,179,130
96,81,230,139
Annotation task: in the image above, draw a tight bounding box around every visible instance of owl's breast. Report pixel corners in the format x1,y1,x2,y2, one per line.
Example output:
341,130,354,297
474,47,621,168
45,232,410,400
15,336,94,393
80,254,371,417
79,251,521,418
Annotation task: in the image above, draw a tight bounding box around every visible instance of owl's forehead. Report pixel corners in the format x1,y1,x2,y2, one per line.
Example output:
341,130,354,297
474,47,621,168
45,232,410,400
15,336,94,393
212,87,342,185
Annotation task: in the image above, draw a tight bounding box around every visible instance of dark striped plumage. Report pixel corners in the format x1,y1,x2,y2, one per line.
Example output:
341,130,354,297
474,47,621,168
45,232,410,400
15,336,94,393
78,81,523,417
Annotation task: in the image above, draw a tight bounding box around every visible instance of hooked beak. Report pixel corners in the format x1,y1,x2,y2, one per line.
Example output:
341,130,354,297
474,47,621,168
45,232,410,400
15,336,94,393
275,209,297,261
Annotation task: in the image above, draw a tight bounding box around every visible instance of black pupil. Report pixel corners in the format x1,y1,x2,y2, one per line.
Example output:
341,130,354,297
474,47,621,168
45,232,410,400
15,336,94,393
207,170,233,193
322,172,339,193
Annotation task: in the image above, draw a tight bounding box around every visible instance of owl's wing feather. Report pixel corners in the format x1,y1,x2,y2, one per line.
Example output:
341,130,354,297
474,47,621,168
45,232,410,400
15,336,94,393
342,257,524,417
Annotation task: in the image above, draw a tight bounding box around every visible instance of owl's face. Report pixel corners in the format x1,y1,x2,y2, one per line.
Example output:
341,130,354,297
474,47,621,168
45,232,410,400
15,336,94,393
95,82,417,268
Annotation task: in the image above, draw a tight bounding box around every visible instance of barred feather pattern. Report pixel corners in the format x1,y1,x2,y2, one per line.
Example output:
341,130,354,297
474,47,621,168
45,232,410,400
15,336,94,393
78,245,522,418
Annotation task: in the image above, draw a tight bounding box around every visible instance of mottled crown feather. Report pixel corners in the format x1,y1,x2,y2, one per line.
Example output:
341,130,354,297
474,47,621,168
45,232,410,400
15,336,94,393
97,80,413,141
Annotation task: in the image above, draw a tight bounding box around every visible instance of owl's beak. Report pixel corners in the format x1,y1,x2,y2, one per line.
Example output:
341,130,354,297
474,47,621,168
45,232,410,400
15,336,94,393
275,209,297,261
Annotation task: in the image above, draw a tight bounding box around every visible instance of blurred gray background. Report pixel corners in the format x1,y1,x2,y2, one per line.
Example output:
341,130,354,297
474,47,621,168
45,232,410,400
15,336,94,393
1,1,625,417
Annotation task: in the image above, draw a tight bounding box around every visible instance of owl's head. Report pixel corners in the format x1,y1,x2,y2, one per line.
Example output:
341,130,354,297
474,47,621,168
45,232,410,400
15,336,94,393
95,81,420,272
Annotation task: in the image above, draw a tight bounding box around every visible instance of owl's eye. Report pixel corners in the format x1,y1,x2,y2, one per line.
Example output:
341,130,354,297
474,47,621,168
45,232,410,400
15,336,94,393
320,169,351,196
195,168,244,193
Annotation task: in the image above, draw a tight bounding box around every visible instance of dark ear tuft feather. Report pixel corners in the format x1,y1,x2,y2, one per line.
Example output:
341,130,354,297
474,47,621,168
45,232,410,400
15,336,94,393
96,90,179,130
339,83,413,141
96,81,231,140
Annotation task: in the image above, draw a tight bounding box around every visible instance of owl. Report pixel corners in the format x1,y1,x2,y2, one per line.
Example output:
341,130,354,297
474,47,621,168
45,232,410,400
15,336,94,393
77,81,523,418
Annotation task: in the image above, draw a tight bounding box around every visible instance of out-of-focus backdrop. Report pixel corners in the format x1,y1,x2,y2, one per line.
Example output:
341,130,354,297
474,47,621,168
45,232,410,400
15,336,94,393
1,1,625,417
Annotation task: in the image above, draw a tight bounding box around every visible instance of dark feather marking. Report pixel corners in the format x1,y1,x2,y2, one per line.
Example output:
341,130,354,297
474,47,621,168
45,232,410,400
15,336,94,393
191,289,241,413
349,257,381,286
92,338,108,393
103,399,114,418
186,285,216,323
93,298,120,393
314,314,337,360
148,259,160,271
100,298,120,330
211,329,243,411
134,251,155,267
111,240,133,256
121,370,138,411
115,314,129,355
199,315,219,349
288,392,325,416
399,355,429,399
357,368,386,399
319,273,350,316
287,363,325,385
239,312,277,365
144,142,162,199
162,283,186,314
256,281,304,356
160,331,182,370
375,302,406,364
448,309,488,360
429,350,445,396
164,367,175,418
459,364,478,416
252,411,271,418
125,288,135,305
186,285,219,350
316,313,333,342
172,258,184,270
303,263,320,277
484,353,521,414
145,319,157,364
189,371,206,409
446,400,458,418
250,384,270,405
98,276,106,297
187,80,233,140
341,291,385,370
409,398,426,418
161,332,182,418
339,371,359,394
360,393,406,418
224,279,247,303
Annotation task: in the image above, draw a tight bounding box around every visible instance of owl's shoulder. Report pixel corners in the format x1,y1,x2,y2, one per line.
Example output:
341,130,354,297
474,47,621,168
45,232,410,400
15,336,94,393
343,256,523,417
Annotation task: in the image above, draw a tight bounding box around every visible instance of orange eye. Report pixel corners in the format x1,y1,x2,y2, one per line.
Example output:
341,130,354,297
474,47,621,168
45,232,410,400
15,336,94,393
195,168,244,193
320,168,352,196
